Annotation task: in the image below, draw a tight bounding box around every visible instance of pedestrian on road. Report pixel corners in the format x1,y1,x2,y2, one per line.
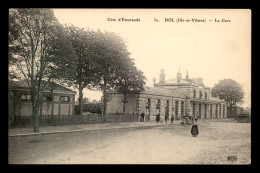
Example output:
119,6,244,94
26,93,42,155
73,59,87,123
156,113,160,123
140,112,145,122
191,119,199,137
171,115,174,124
165,115,168,123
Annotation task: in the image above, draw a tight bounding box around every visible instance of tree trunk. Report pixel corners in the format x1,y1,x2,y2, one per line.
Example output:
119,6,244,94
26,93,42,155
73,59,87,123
78,84,84,115
123,93,127,114
102,81,107,121
33,105,40,132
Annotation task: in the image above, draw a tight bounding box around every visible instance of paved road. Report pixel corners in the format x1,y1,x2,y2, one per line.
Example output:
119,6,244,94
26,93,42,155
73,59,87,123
8,121,251,164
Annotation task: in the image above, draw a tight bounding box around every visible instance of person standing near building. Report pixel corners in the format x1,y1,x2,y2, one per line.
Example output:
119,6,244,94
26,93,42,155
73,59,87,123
156,113,160,123
191,118,199,137
165,114,168,123
140,112,145,122
171,115,174,124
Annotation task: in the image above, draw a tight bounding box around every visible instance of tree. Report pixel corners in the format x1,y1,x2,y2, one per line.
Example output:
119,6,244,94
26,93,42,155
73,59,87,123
63,25,98,115
88,31,132,118
211,79,244,109
63,26,134,118
9,9,75,132
114,60,146,114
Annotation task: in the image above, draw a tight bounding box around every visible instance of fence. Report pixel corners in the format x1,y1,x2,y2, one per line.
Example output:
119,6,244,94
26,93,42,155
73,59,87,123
8,115,74,128
8,113,139,128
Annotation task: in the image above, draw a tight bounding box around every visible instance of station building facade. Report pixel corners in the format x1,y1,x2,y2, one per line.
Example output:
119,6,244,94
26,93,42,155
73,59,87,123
107,69,227,121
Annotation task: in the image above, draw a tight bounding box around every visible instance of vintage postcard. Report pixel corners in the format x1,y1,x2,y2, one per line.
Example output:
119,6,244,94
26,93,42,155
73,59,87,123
8,8,251,164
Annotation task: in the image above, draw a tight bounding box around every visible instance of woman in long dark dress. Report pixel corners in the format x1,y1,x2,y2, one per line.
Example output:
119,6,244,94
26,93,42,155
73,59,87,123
191,119,199,137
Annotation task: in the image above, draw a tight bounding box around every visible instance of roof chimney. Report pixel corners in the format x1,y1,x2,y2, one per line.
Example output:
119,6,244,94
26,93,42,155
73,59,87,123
177,67,182,83
159,69,165,83
185,70,189,80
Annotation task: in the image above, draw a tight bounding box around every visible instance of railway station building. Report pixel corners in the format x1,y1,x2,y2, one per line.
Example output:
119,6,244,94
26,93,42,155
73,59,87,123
107,69,227,121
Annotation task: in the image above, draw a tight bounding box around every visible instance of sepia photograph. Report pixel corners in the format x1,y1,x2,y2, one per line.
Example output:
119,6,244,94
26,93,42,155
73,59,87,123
8,8,251,164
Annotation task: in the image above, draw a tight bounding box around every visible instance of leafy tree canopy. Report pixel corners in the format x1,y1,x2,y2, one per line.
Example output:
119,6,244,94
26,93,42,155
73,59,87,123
211,79,244,107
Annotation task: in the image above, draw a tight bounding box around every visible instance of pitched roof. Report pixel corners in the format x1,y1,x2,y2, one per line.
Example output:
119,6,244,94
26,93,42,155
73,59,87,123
154,77,207,88
9,80,75,93
164,78,190,84
142,86,174,97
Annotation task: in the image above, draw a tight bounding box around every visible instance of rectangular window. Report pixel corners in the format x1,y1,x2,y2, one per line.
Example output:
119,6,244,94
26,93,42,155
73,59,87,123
60,96,70,102
193,90,196,98
21,95,27,100
43,95,52,101
199,91,202,99
205,92,207,100
223,105,225,116
21,94,31,100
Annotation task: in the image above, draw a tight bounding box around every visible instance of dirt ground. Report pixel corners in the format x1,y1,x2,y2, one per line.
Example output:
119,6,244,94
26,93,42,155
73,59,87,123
8,121,251,164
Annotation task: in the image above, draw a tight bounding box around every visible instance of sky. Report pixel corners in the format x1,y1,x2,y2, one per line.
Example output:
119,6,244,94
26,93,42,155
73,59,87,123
53,9,251,107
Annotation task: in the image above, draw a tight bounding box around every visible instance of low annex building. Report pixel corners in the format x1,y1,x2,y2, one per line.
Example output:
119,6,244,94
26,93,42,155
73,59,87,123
8,80,76,127
107,69,227,121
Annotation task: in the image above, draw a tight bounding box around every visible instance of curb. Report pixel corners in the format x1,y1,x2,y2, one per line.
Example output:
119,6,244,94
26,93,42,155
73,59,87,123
8,123,171,137
8,119,234,137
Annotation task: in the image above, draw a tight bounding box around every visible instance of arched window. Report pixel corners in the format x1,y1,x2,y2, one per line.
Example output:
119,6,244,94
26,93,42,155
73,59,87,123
223,105,225,117
175,101,179,116
156,99,161,110
219,105,222,117
146,98,151,109
192,103,196,116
